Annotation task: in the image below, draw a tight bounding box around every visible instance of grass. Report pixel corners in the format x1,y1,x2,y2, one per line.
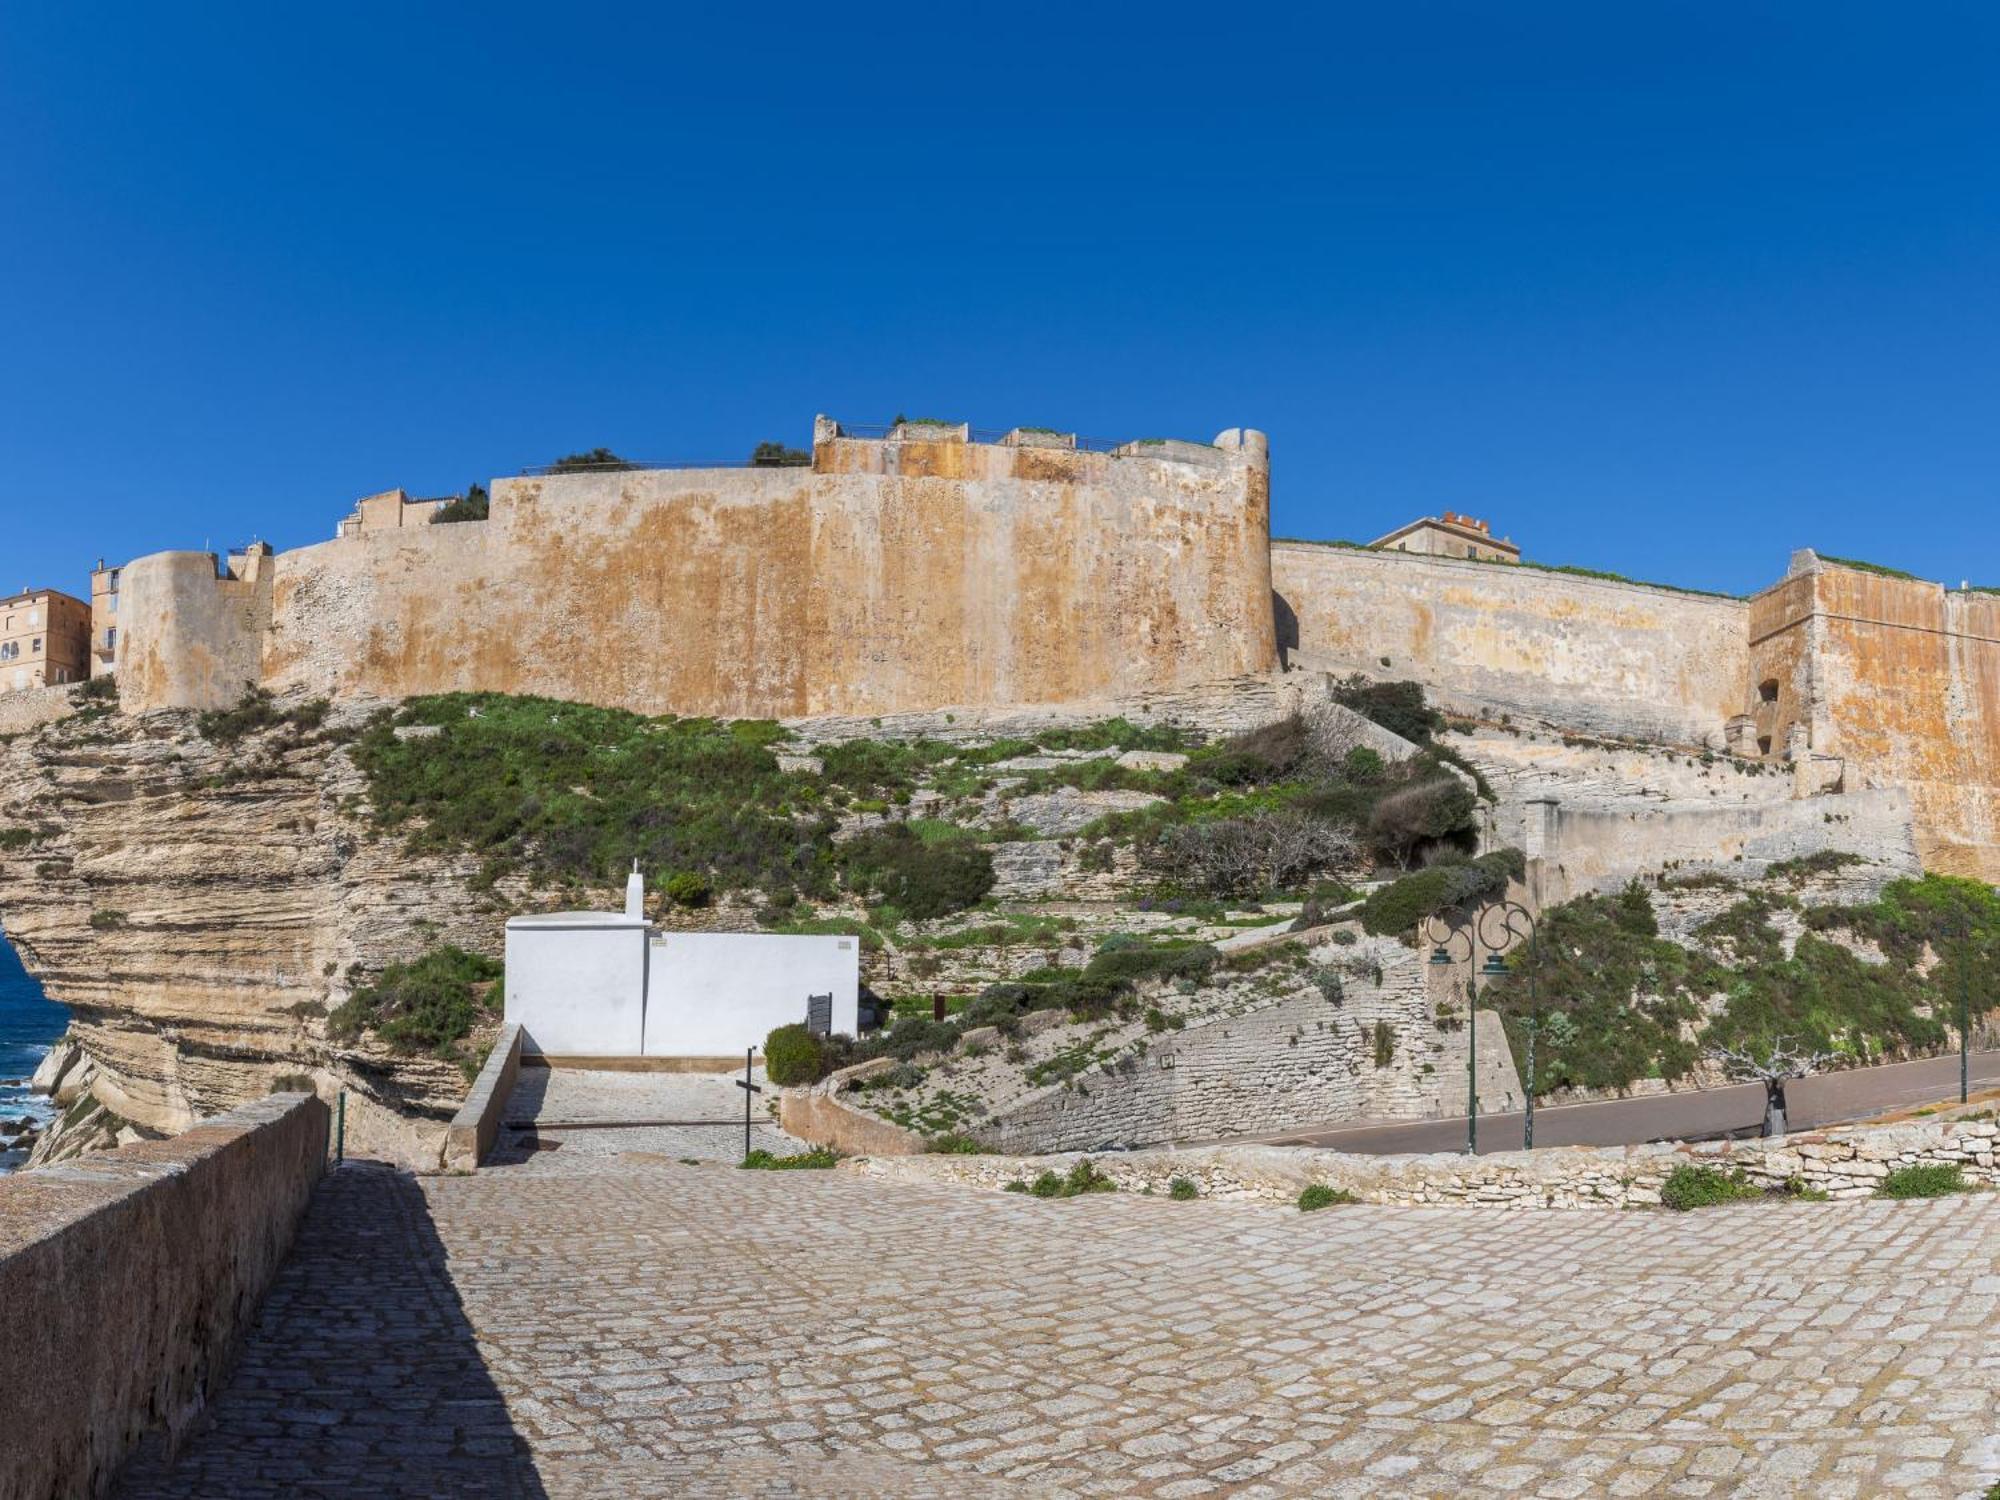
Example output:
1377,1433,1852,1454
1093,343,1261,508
1816,553,1922,582
1875,1163,1970,1199
197,686,331,745
1659,1164,1764,1211
1167,1176,1199,1201
740,1147,840,1170
1297,1183,1357,1211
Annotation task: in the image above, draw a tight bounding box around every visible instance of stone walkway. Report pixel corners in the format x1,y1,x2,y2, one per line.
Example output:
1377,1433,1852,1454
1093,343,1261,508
119,1150,2000,1498
489,1064,806,1165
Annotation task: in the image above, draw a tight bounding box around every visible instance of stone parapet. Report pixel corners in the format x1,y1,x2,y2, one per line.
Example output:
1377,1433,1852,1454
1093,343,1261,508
0,1092,329,1499
778,1060,928,1157
849,1111,2000,1209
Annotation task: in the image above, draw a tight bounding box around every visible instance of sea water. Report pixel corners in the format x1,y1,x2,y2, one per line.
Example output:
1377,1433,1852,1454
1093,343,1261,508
0,930,68,1173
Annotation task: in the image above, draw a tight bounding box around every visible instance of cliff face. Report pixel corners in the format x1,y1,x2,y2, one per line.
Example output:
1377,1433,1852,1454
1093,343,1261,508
0,700,502,1167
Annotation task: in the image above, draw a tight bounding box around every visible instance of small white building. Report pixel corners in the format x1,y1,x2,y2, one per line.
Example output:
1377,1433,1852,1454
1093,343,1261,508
503,870,860,1061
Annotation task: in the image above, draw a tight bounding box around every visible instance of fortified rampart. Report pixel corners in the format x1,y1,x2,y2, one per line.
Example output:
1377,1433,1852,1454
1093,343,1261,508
116,419,1275,721
1271,541,1749,746
1752,552,2000,880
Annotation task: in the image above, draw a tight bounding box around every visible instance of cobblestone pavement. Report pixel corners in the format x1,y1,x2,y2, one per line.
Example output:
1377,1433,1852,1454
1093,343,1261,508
120,1150,2000,1499
489,1065,803,1165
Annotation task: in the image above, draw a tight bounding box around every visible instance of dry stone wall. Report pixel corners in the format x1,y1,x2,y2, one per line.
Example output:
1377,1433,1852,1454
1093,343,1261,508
853,1110,2000,1209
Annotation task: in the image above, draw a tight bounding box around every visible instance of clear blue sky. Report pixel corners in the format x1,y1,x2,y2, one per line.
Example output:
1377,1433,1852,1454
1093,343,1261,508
4,3,1998,598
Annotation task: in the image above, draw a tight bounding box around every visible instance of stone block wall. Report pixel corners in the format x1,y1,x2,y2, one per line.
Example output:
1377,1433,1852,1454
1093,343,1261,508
0,1092,328,1500
0,681,78,736
114,425,1276,721
1271,542,1749,747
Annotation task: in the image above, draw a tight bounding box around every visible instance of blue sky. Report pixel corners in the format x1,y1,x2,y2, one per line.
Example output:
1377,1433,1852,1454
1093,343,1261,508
3,3,1998,597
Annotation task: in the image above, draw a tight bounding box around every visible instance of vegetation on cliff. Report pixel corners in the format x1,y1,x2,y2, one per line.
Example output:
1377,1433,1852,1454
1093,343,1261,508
1482,874,1993,1096
327,945,503,1077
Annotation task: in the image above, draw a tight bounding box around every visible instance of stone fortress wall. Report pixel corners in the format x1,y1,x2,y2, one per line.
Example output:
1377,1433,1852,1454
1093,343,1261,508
115,418,1275,721
97,413,2000,879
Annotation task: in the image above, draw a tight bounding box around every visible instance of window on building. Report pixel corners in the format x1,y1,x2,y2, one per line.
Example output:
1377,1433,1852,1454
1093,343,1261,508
105,626,117,651
31,637,40,654
1758,679,1780,703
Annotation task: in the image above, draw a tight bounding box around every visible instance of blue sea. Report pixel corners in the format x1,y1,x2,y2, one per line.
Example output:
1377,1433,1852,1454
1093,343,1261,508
0,930,68,1173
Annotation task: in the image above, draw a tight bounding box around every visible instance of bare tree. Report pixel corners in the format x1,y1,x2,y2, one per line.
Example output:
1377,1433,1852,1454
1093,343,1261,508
1152,811,1360,897
1707,1037,1839,1138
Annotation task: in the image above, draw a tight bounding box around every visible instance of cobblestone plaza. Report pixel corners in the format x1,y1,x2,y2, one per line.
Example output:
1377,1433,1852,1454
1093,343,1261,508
117,1123,1999,1500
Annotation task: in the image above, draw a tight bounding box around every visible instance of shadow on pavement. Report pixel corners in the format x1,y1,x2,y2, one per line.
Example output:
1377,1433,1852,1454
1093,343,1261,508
115,1161,547,1500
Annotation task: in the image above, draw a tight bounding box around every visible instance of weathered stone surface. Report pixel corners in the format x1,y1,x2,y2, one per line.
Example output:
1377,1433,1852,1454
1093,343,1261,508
441,1024,522,1172
0,1093,326,1500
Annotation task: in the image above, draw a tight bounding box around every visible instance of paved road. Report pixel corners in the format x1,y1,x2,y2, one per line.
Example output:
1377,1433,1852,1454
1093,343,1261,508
1260,1047,2000,1156
117,1145,1998,1497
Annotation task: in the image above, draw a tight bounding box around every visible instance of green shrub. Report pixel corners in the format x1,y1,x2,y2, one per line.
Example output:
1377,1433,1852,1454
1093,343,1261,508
927,1132,986,1154
197,686,330,745
1659,1164,1764,1211
431,484,489,523
1372,1021,1395,1068
1360,848,1523,936
838,824,995,920
763,1023,827,1086
88,910,127,930
1297,1183,1357,1211
1876,1163,1969,1199
663,871,712,907
0,827,34,852
1330,677,1443,744
740,1147,840,1170
1007,1159,1118,1198
1167,1176,1199,1201
326,945,502,1060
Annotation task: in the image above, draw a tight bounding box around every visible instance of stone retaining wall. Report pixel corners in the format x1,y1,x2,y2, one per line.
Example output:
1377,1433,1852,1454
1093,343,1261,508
0,681,79,736
442,1024,522,1172
779,1059,929,1156
0,1093,329,1499
849,1111,1999,1209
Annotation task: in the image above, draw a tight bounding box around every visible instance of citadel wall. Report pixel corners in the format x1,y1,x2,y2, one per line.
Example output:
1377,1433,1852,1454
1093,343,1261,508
116,425,1275,720
1752,554,2000,880
1270,542,1748,747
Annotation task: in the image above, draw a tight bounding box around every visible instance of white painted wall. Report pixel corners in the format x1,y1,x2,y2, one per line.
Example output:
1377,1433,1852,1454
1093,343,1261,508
503,918,649,1056
643,932,859,1057
505,917,860,1059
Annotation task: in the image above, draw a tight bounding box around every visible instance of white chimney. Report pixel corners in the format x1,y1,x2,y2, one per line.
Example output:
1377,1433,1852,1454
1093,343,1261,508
624,860,645,921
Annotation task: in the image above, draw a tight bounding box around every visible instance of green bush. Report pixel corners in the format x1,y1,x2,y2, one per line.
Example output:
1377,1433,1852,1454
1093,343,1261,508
763,1023,827,1086
663,871,712,907
1372,1021,1395,1068
838,824,995,920
197,685,330,745
1298,1183,1357,1211
1006,1159,1118,1198
1876,1163,1969,1199
1359,848,1523,936
740,1147,839,1170
1331,677,1442,744
326,946,503,1061
1659,1164,1764,1211
1167,1176,1199,1201
927,1132,986,1154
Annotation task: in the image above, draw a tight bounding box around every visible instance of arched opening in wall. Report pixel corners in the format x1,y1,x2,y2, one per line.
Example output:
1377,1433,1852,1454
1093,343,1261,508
1757,735,1773,756
1758,679,1780,704
1272,591,1299,660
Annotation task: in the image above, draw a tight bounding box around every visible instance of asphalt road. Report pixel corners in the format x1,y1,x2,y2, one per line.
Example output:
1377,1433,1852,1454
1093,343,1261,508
1258,1047,2000,1155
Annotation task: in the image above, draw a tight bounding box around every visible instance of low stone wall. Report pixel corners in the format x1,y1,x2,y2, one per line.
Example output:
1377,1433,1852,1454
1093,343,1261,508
779,1059,928,1156
0,1092,329,1499
848,1111,1999,1209
442,1024,523,1171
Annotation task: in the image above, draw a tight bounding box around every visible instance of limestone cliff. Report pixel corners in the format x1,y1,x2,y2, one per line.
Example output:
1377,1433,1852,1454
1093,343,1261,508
0,698,502,1167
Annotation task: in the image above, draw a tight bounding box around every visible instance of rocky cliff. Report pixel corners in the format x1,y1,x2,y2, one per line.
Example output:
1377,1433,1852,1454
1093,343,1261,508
0,696,501,1167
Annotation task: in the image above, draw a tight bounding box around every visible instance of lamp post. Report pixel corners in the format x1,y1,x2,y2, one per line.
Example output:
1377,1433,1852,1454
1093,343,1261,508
1427,901,1540,1157
1957,913,1972,1105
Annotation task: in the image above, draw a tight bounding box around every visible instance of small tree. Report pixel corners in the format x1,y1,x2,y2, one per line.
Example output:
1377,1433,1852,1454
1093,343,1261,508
431,483,488,524
1707,1037,1837,1137
548,448,635,473
749,441,810,467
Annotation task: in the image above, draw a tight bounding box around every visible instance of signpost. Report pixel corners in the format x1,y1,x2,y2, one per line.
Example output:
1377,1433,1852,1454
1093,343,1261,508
734,1047,762,1161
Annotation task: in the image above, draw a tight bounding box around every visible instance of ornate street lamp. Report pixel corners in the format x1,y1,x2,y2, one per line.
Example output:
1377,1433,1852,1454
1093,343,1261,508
1425,900,1540,1157
1424,912,1478,1154
1477,901,1539,1149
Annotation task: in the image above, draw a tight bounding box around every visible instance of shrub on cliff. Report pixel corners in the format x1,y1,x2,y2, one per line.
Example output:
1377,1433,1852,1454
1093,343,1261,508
1331,676,1443,745
1359,848,1523,936
547,447,635,472
328,946,502,1062
837,825,994,920
431,483,489,523
1659,1164,1763,1211
763,1023,827,1086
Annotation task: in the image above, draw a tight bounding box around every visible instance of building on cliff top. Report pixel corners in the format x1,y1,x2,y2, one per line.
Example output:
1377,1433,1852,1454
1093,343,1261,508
0,587,90,693
1369,512,1520,563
